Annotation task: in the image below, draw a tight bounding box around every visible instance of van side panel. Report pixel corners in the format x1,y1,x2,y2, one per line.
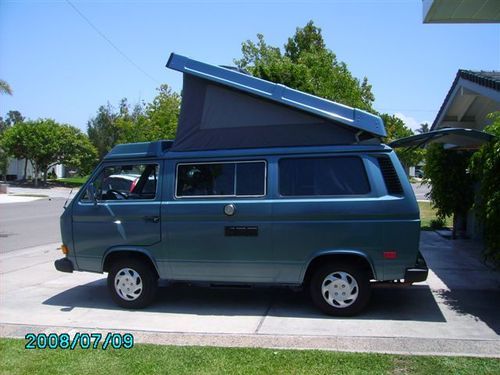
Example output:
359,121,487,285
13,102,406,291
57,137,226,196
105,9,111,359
271,151,420,284
271,198,396,283
162,159,275,282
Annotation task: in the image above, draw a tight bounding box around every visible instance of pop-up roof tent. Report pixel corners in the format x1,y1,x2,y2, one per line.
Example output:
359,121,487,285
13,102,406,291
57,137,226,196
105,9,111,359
166,53,387,151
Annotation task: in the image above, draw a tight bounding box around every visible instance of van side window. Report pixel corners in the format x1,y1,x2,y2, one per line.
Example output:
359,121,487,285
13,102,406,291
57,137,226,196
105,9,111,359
176,161,266,198
279,157,370,196
82,163,158,202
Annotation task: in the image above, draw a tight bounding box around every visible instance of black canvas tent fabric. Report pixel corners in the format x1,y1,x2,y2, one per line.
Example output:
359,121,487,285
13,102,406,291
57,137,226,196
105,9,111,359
171,75,368,151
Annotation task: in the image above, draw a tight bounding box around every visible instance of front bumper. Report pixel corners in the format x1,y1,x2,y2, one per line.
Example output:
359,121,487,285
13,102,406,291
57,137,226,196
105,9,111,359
404,251,428,283
55,257,74,273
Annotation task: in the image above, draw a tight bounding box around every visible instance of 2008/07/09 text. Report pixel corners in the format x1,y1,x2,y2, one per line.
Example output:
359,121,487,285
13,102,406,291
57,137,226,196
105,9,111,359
25,332,134,350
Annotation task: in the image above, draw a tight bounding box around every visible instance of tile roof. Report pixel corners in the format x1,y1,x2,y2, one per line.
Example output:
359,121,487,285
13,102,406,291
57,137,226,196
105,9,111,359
431,69,500,130
459,70,500,91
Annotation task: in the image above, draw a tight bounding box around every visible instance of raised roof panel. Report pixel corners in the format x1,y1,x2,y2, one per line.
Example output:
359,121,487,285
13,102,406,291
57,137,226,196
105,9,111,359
166,53,386,151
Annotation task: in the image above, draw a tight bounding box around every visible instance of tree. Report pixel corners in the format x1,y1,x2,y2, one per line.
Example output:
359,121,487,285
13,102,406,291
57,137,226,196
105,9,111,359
0,79,12,96
0,111,25,133
235,21,375,112
1,121,33,181
143,84,181,140
3,120,97,186
0,139,8,182
87,103,121,160
0,86,18,181
0,110,27,181
417,123,430,134
88,85,180,158
55,124,98,177
4,110,24,126
381,114,425,171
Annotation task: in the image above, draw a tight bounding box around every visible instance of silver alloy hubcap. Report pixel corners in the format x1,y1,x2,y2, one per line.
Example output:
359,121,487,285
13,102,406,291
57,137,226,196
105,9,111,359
321,271,359,308
114,268,143,301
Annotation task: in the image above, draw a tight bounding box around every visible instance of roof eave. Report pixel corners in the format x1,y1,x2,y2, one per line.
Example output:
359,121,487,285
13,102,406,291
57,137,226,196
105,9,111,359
431,70,500,131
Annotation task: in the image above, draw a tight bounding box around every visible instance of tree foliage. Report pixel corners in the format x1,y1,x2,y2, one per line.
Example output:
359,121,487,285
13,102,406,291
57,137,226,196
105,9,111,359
0,111,25,180
416,123,430,134
470,112,500,266
381,114,424,170
0,79,13,96
88,85,180,159
0,110,25,133
117,85,180,144
0,132,9,181
235,21,375,112
424,144,474,238
1,120,31,167
234,21,427,171
2,120,97,185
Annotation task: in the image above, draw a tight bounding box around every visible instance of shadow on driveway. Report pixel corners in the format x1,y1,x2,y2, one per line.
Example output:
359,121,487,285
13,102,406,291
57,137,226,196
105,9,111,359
420,231,500,335
435,289,500,335
43,280,445,322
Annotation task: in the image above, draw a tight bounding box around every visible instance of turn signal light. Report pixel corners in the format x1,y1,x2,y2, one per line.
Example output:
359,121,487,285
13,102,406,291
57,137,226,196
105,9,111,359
61,244,69,255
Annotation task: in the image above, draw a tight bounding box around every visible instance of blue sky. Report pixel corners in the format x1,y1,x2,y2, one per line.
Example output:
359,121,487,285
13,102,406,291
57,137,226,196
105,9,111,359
1,0,499,132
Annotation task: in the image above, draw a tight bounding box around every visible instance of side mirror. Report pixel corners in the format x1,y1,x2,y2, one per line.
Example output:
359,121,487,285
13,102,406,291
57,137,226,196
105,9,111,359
87,183,97,205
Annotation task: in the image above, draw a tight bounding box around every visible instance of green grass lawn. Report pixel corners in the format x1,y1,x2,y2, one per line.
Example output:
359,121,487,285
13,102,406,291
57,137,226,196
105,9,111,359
52,176,88,187
418,201,452,230
1,338,499,375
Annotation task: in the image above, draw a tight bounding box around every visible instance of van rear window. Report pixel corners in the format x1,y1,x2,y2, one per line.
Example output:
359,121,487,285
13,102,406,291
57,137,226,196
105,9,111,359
279,157,370,196
176,161,266,198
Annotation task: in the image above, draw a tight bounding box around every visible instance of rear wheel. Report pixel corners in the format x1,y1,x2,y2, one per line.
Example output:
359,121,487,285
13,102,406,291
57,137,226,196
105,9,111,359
309,262,370,316
107,258,158,309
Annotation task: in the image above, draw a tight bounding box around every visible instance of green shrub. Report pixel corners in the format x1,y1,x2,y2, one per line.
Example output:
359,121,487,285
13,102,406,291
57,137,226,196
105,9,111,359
424,144,474,239
430,218,446,230
470,112,500,267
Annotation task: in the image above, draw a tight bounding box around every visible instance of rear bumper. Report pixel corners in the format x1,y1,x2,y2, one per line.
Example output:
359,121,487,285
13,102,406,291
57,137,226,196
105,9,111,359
55,257,74,273
404,251,428,283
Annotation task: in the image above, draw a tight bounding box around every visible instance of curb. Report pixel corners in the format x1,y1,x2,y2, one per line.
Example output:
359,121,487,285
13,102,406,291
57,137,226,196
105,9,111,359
1,323,499,358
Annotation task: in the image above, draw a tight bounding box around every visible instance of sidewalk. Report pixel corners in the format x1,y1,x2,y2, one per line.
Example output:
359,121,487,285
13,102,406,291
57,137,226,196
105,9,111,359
0,194,44,204
0,184,78,205
6,185,78,199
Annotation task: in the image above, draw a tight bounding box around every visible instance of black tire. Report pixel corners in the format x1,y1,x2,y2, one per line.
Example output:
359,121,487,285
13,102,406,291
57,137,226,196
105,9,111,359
107,258,158,309
309,261,371,316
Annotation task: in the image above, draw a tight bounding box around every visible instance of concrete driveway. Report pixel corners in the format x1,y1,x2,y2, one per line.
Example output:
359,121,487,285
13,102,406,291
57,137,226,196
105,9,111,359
1,231,499,357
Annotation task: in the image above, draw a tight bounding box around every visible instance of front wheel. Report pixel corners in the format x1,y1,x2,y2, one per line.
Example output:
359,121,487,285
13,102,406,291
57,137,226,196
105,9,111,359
310,262,371,316
107,258,158,309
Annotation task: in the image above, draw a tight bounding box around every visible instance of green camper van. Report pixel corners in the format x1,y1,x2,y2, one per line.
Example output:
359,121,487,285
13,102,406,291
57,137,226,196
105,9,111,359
55,53,431,316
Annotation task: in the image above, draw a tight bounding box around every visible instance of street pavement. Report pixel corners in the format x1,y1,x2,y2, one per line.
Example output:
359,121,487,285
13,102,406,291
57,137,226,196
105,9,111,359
0,185,77,253
0,198,66,253
411,181,430,201
0,185,499,356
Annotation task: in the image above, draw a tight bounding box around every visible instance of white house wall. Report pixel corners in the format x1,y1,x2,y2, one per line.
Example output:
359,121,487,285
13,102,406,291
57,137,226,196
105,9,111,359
7,158,65,179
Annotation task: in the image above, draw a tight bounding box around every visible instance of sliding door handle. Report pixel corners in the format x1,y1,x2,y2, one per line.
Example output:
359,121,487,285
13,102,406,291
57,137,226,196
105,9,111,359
143,216,160,223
